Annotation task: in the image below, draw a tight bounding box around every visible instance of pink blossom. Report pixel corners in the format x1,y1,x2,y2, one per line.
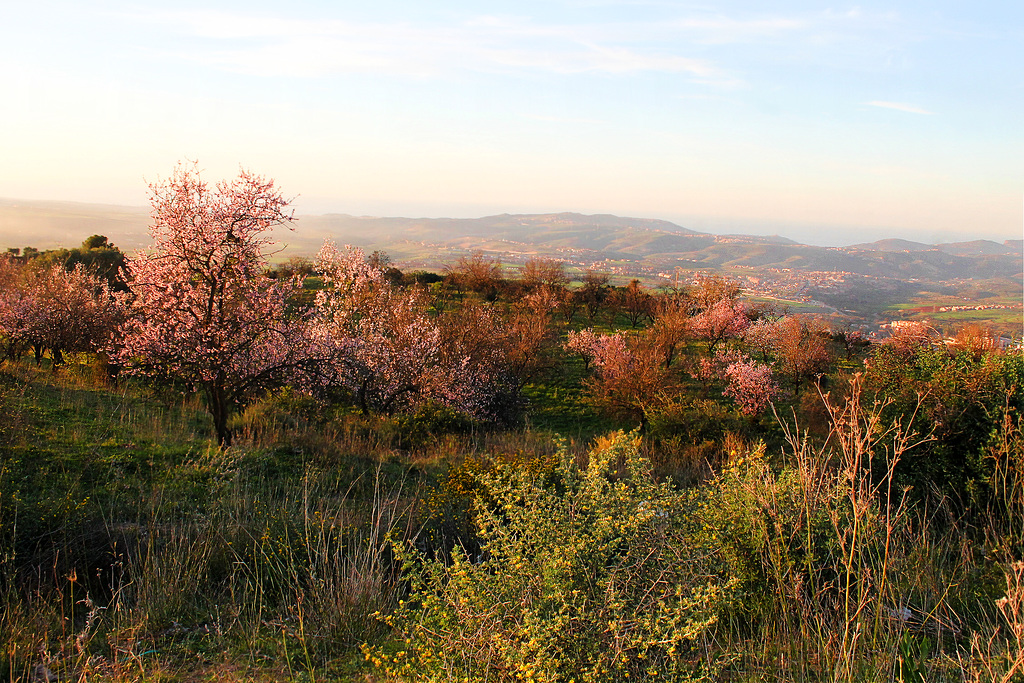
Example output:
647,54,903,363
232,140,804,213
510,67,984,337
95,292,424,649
563,328,600,370
0,260,121,365
590,333,631,380
688,299,749,355
721,357,777,415
315,244,518,420
742,314,833,391
582,332,667,426
113,163,326,445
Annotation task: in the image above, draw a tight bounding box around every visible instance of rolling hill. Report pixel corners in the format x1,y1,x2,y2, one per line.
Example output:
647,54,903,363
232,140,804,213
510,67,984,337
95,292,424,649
2,199,1021,284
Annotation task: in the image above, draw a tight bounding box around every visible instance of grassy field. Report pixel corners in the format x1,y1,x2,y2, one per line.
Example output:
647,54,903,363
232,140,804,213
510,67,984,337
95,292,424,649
3,343,1024,681
895,306,1023,337
885,277,1024,337
0,360,426,681
0,354,624,681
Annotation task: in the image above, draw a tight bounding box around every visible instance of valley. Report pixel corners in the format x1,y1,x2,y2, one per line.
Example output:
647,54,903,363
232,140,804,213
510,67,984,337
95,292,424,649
2,198,1021,336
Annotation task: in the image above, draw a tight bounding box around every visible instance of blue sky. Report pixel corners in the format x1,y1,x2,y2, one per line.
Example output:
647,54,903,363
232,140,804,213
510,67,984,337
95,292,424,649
1,0,1021,246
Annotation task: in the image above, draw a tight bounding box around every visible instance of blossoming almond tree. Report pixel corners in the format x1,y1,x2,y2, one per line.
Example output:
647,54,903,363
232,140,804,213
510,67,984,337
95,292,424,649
564,328,600,371
316,242,445,415
688,298,750,356
436,302,531,422
114,163,327,446
0,260,121,366
586,332,668,428
32,264,122,366
648,296,690,369
743,315,834,392
721,355,777,416
316,244,544,423
0,257,37,361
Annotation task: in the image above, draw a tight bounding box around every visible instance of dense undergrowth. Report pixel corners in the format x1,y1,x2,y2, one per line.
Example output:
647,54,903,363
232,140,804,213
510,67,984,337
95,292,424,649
1,349,1023,682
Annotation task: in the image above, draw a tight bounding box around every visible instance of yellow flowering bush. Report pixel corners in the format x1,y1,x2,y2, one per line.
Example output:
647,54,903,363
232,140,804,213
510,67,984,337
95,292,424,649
420,444,561,554
685,443,850,618
365,431,735,682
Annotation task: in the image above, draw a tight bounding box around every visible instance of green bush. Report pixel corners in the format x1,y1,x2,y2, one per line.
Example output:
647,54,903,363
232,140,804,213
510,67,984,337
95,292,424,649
864,344,1024,509
684,444,851,622
419,443,562,558
232,387,325,439
643,398,749,483
366,431,737,682
382,401,480,450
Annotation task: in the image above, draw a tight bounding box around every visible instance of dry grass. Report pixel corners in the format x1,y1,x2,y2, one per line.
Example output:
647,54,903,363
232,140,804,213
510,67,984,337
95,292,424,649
2,359,1023,681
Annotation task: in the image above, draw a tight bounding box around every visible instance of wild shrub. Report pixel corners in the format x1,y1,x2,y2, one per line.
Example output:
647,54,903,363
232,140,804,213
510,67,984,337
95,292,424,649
647,398,744,446
367,431,737,682
232,387,326,442
644,398,766,482
688,375,990,681
864,342,1024,509
419,441,562,558
382,401,480,450
686,442,850,623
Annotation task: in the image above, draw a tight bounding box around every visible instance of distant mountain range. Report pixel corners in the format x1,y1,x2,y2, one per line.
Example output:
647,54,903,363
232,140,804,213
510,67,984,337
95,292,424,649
1,198,1021,283
847,237,1023,257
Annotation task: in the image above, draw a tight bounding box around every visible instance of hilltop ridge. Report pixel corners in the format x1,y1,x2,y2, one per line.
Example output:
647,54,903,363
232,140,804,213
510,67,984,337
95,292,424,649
1,198,1020,284
850,237,1023,257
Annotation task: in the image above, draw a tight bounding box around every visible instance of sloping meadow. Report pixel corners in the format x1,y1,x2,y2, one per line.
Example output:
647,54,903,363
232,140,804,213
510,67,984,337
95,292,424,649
2,360,1023,682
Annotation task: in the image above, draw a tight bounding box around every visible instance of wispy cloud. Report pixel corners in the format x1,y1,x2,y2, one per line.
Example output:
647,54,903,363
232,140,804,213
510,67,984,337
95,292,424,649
864,101,935,115
129,9,729,82
669,16,809,43
119,6,923,93
119,8,757,89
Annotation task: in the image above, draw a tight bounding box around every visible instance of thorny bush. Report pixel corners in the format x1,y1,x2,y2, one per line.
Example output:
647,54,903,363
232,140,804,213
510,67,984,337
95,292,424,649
365,431,737,682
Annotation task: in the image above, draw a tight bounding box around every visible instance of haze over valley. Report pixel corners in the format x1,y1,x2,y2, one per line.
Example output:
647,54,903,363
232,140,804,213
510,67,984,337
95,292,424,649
3,196,1020,336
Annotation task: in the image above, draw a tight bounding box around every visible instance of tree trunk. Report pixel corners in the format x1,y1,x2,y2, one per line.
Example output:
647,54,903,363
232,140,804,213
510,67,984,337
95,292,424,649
358,378,371,416
207,381,232,447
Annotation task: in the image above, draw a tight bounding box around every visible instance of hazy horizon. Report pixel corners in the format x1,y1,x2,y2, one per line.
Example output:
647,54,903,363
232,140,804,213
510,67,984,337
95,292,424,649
3,1,1021,249
1,194,1019,252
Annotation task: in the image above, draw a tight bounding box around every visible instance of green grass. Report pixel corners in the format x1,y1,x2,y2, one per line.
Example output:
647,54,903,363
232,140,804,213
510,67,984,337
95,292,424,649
3,337,1024,681
0,360,427,682
1,356,611,682
887,277,1024,336
929,307,1023,324
522,357,620,442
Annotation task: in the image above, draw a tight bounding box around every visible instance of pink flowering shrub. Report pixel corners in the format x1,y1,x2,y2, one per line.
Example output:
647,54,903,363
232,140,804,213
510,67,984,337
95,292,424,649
684,348,776,414
316,244,528,422
591,333,632,380
0,258,37,360
690,356,718,386
563,328,600,370
721,356,777,415
585,333,667,426
688,299,749,355
743,315,834,391
688,348,741,385
316,242,451,415
0,259,121,365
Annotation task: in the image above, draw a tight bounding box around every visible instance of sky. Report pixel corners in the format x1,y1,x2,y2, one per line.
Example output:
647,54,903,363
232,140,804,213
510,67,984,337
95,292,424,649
1,0,1021,247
